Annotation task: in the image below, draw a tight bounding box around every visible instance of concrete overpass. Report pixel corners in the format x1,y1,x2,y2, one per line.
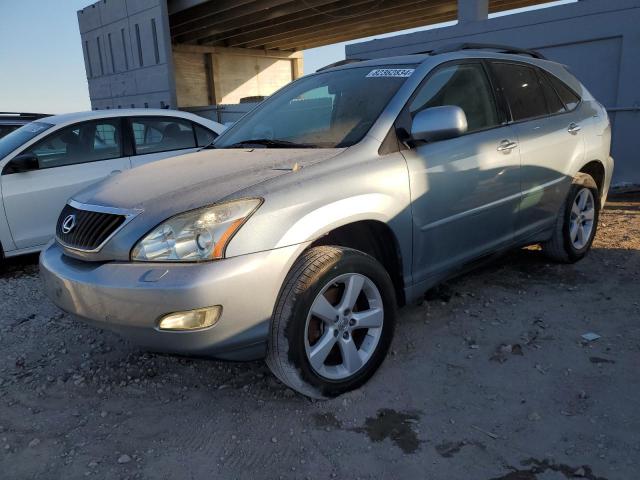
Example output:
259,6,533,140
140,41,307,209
78,0,551,110
167,0,548,51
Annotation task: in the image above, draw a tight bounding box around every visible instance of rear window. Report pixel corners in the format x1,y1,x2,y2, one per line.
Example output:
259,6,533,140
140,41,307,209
491,62,548,121
130,117,197,155
538,72,566,115
547,73,581,111
194,124,217,147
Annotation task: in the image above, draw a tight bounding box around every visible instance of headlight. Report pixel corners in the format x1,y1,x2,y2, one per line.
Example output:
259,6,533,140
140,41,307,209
131,198,261,262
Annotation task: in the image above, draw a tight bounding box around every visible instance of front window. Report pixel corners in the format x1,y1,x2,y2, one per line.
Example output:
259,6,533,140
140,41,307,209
26,119,122,169
409,63,499,132
0,121,53,159
214,66,416,149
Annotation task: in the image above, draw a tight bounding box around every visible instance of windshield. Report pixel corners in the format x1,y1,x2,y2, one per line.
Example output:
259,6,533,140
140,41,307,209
0,121,53,159
214,66,416,149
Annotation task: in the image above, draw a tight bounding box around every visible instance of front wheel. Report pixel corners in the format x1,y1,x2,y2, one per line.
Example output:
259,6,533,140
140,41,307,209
542,172,600,263
266,246,396,398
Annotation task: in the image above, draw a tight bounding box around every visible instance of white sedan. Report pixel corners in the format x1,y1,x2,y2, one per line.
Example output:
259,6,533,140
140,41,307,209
0,109,224,259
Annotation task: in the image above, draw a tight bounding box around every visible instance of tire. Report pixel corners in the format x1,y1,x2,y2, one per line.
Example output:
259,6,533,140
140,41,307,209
542,172,600,263
266,246,396,399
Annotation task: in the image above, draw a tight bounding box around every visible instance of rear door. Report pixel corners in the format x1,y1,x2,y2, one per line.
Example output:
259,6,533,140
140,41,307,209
1,118,129,249
128,116,215,168
489,61,585,239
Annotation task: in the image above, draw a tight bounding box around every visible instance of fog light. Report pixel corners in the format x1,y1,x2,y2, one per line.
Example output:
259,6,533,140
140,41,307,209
157,306,222,331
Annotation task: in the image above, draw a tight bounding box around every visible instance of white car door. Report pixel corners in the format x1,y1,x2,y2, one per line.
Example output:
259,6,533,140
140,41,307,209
128,116,217,168
1,118,130,249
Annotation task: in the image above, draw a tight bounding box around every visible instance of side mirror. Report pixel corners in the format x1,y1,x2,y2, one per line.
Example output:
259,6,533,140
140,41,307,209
5,152,39,174
410,106,468,143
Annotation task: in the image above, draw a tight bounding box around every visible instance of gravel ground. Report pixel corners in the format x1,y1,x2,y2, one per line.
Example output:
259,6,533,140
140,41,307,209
1,194,639,480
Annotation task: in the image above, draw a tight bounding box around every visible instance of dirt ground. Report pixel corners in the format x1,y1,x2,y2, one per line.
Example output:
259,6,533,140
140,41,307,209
1,194,639,480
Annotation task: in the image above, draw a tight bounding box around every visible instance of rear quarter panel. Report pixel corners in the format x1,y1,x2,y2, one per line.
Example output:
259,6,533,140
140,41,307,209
535,61,613,195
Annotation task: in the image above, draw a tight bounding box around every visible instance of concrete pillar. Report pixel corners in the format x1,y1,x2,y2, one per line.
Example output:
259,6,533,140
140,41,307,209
458,0,488,24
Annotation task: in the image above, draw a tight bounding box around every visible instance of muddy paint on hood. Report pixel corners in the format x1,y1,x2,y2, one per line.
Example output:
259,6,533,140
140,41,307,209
73,148,345,211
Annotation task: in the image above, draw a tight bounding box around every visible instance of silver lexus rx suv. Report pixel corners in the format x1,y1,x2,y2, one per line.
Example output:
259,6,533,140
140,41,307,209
41,44,613,398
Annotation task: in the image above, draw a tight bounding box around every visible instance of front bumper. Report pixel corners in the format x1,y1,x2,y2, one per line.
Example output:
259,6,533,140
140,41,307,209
40,242,305,360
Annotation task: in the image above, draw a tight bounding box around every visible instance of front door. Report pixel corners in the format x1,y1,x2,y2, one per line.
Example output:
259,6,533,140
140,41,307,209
1,118,129,248
399,61,522,287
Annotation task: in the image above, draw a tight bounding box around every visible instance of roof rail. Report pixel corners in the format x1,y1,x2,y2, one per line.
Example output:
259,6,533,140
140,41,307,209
0,112,49,118
424,43,547,60
316,58,364,72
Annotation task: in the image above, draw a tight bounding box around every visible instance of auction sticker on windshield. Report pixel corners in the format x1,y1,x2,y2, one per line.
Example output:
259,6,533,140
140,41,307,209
366,68,415,78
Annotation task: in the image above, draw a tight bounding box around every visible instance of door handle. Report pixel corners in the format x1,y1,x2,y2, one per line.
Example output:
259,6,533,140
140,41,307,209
110,169,122,175
568,123,581,134
497,140,518,152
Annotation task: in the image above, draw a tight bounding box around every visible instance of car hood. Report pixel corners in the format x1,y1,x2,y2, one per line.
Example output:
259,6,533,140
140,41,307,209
74,148,345,212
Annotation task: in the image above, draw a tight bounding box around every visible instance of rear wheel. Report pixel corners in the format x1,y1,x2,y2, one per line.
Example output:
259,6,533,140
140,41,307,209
543,173,600,263
266,246,396,398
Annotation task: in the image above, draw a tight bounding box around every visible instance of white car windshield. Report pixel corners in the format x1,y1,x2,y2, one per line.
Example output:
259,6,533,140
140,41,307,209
0,121,53,159
214,65,416,149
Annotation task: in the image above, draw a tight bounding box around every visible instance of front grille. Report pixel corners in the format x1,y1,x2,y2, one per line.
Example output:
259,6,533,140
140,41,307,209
56,204,126,251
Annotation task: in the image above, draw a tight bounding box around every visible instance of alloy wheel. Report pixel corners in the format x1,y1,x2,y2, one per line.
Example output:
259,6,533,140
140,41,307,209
304,273,384,380
569,187,595,249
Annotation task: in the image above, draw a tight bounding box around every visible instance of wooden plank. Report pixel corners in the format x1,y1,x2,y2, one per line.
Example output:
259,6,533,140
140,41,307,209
235,2,456,49
266,11,457,50
206,0,450,47
489,0,551,13
172,0,297,38
176,0,375,43
173,0,550,50
170,0,257,28
173,43,301,58
236,0,457,48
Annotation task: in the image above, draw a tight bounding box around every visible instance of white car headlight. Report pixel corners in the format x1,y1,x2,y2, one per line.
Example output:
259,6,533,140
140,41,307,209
131,199,261,262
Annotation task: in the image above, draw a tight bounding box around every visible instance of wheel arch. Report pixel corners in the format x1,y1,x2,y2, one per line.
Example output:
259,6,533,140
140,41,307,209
306,220,406,306
578,160,606,201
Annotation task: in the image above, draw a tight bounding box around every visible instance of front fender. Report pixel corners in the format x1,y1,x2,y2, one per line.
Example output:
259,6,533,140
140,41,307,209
225,148,413,264
274,193,400,248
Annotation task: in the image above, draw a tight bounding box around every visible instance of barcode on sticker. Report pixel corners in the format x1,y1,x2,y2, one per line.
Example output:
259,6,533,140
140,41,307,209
366,68,415,78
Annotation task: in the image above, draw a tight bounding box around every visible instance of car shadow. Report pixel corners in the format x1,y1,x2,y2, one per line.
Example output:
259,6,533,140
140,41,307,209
0,252,39,279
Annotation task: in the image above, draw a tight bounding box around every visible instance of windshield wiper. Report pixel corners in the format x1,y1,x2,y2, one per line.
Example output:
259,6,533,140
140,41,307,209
225,138,318,149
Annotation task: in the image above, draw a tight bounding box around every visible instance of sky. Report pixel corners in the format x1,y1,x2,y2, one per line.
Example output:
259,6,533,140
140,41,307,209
0,0,573,114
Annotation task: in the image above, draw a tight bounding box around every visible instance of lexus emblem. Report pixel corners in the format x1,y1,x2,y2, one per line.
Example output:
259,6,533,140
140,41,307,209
61,214,77,234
